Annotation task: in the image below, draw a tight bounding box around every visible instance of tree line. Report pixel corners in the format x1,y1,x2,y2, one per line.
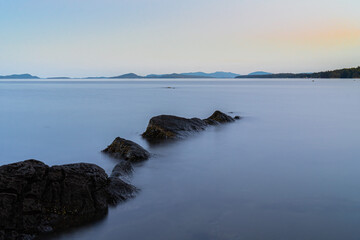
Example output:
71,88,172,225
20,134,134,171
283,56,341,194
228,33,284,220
236,66,360,78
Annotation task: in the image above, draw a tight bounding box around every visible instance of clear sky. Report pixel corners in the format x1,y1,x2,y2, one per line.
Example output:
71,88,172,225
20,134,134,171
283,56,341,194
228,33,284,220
0,0,359,77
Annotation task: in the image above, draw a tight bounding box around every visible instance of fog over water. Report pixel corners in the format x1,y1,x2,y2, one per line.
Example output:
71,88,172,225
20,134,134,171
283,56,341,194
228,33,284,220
1,79,360,240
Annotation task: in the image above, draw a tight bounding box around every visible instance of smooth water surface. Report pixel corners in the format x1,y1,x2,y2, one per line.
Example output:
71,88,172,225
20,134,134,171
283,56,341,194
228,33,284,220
1,79,360,240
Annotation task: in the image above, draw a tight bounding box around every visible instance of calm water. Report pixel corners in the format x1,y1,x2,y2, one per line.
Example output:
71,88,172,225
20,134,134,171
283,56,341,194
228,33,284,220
1,79,360,240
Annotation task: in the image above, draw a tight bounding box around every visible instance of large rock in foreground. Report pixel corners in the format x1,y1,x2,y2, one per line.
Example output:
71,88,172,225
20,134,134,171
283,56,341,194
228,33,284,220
102,137,150,162
142,110,237,142
0,160,136,239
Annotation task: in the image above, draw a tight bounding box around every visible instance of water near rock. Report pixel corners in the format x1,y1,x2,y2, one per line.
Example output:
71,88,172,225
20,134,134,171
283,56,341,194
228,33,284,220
1,79,360,240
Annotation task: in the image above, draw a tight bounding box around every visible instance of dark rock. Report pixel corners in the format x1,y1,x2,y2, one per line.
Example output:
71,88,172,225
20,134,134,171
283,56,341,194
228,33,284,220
234,116,241,120
142,111,236,141
204,110,235,124
102,137,150,162
0,230,34,240
0,160,136,239
111,161,134,178
142,115,207,141
106,177,137,206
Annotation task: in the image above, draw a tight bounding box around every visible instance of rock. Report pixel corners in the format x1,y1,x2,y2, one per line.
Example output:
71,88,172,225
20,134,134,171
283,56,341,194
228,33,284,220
234,116,241,120
142,111,236,141
0,160,136,239
204,110,235,124
142,115,207,141
106,177,137,206
111,161,134,178
102,137,150,162
0,231,34,240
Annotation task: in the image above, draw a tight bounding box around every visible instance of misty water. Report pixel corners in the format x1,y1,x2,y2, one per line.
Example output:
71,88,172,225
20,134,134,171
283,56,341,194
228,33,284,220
1,79,360,240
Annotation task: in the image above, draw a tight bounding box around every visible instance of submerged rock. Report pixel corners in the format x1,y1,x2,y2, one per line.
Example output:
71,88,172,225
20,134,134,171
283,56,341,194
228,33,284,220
106,177,136,205
0,159,136,239
142,110,236,142
234,116,241,120
102,137,150,162
111,161,134,178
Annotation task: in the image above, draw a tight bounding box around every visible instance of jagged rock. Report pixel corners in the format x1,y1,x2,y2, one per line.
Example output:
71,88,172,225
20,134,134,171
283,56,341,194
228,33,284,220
102,137,150,162
142,110,236,141
0,160,136,239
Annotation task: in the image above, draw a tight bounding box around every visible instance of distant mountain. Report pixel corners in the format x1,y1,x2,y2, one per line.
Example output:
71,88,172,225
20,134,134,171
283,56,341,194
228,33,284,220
111,73,143,79
248,71,272,76
210,71,240,78
180,72,212,78
182,71,239,78
236,66,360,79
0,74,39,79
145,73,208,78
5,67,358,80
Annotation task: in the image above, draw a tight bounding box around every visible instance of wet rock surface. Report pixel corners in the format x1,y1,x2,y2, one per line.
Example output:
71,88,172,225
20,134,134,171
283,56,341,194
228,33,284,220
142,110,237,142
0,160,136,239
102,137,150,162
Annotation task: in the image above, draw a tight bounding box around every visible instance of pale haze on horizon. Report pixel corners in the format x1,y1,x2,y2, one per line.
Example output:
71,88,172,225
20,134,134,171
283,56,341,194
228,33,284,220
0,0,359,77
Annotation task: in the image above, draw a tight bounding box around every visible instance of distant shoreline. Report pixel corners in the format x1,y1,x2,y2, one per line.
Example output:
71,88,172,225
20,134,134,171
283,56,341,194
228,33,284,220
1,66,359,79
236,66,360,79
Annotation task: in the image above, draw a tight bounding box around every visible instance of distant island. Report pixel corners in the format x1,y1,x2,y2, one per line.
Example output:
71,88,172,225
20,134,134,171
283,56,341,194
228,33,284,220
1,67,359,79
0,71,241,79
145,73,208,79
236,67,360,79
182,71,240,78
110,71,240,79
0,74,39,79
248,71,272,76
110,73,144,79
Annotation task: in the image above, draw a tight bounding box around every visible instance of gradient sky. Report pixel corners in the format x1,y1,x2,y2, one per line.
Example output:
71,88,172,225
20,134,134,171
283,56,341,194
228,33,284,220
0,0,359,77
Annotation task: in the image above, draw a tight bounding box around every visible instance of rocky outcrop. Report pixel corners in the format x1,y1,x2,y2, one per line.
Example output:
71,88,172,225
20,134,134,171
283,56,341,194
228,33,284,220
142,110,237,142
102,137,150,162
141,115,207,141
0,160,136,239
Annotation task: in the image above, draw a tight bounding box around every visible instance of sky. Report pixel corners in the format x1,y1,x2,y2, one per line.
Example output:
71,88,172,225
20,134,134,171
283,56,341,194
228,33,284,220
0,0,359,77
